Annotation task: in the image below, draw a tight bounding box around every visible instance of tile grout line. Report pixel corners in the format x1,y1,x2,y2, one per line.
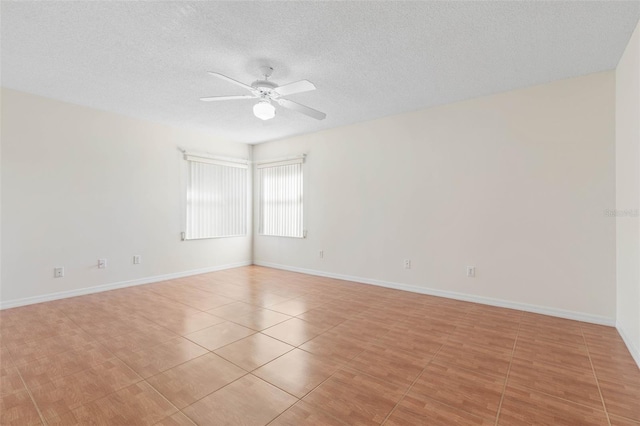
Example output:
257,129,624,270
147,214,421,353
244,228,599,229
265,326,377,416
500,321,622,414
36,305,155,422
581,324,612,426
16,365,49,426
139,376,190,425
17,304,120,425
153,371,257,422
122,297,373,423
493,311,523,426
378,304,496,424
379,322,456,426
30,303,208,423
146,316,351,423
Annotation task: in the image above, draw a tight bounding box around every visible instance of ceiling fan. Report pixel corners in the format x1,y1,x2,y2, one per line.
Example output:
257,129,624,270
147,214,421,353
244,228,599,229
200,66,326,121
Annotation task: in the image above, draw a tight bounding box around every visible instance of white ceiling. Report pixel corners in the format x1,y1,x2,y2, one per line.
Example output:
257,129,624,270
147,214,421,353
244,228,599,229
2,1,639,144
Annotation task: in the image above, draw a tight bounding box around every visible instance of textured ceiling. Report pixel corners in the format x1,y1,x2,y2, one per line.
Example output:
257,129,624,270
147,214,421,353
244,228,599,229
2,1,639,144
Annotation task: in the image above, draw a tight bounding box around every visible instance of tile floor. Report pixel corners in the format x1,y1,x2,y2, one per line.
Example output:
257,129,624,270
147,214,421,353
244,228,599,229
1,266,639,425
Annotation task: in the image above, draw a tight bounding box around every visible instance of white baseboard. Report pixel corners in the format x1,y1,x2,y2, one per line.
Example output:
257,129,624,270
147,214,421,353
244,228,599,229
253,260,616,327
0,261,252,310
616,322,640,369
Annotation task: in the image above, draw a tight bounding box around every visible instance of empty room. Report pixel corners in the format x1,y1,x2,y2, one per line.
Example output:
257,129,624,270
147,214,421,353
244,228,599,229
1,1,640,425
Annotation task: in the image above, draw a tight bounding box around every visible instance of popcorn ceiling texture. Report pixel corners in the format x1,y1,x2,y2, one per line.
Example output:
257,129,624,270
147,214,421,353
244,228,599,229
1,1,639,144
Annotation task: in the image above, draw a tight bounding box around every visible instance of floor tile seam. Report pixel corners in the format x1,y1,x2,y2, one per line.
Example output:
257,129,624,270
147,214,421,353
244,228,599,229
592,373,640,389
511,337,590,351
144,288,236,313
265,306,323,319
368,338,448,362
1,340,17,366
513,334,590,348
384,392,497,425
213,345,296,373
3,327,101,349
454,309,524,326
334,357,432,393
15,332,131,391
264,300,331,316
106,331,209,363
257,315,346,348
587,348,640,361
293,339,365,363
446,334,517,353
147,369,256,414
426,358,511,384
243,371,309,401
15,363,49,426
264,398,350,426
464,302,525,322
289,343,372,404
503,381,618,414
223,314,294,332
25,371,148,425
436,338,516,357
455,318,523,331
508,354,607,377
132,377,188,424
494,319,521,426
291,314,350,330
98,339,215,386
151,410,196,426
607,413,640,424
71,313,174,346
379,339,448,425
581,324,612,426
124,349,232,382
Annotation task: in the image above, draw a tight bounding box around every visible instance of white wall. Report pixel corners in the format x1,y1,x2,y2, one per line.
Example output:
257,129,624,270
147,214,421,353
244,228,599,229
616,20,640,366
1,89,252,307
253,72,617,324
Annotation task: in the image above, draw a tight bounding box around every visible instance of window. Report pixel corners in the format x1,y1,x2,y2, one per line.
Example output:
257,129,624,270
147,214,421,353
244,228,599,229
184,154,247,240
258,156,305,238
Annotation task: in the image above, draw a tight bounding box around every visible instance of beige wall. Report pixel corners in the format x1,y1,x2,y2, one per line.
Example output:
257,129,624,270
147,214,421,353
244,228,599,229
0,71,621,328
616,20,640,365
1,89,252,307
253,71,617,324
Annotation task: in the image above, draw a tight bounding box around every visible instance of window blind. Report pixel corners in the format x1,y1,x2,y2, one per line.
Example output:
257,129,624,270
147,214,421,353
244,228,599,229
258,156,304,238
185,155,247,240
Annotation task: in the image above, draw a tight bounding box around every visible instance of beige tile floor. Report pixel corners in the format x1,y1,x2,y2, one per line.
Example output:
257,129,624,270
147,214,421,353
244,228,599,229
1,266,639,425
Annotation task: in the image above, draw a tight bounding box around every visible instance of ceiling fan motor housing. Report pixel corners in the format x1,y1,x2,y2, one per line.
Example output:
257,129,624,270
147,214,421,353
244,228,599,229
251,80,278,98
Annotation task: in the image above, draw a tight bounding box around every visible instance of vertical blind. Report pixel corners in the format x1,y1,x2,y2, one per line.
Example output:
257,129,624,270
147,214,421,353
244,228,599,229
258,157,304,238
185,155,247,240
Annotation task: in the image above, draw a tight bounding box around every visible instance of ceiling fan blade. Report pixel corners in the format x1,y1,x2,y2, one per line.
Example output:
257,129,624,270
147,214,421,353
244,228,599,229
200,95,256,102
273,80,316,97
277,98,326,120
207,72,255,92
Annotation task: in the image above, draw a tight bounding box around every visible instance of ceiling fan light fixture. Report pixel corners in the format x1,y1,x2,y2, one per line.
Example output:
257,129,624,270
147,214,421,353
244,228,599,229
253,100,276,120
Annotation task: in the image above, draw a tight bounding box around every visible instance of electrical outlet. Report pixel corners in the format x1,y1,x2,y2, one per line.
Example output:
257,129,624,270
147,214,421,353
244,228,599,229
54,267,64,278
466,266,476,277
98,259,107,269
319,250,324,259
404,259,411,269
133,255,141,265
